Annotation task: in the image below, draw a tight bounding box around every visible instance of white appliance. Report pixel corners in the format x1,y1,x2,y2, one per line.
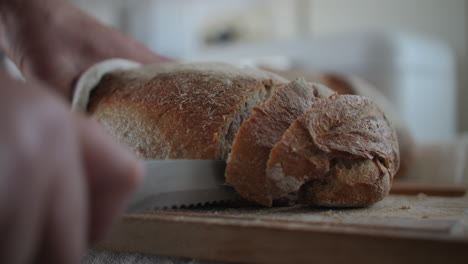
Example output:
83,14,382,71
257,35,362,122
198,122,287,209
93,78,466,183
189,32,457,143
122,0,298,59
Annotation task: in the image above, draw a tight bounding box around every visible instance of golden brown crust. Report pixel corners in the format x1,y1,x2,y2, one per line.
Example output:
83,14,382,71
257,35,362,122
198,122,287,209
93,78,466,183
266,95,399,207
88,63,286,159
319,73,413,178
225,79,331,206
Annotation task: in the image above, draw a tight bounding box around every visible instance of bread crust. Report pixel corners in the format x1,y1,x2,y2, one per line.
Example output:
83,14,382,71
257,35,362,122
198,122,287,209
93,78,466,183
226,79,333,206
266,95,399,207
88,63,286,159
320,74,413,178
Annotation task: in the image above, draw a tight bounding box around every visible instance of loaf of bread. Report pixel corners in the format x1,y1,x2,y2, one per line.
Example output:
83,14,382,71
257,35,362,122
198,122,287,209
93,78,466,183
79,61,400,208
87,63,287,159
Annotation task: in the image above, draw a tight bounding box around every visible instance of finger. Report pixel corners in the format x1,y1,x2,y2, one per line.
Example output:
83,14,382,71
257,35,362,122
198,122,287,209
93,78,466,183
112,34,174,64
36,119,87,264
81,27,174,65
76,115,143,242
23,101,88,264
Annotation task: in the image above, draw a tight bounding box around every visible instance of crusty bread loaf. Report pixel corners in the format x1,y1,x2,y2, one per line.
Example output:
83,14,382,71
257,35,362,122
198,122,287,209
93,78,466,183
87,63,287,159
225,79,334,206
266,95,399,207
84,62,399,208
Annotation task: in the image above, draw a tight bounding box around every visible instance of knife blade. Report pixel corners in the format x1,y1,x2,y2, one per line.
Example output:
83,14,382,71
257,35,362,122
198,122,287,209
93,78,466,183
125,160,239,214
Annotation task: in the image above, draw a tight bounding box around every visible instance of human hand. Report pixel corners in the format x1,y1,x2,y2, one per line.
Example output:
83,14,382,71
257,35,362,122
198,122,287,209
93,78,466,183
0,0,172,100
0,71,143,263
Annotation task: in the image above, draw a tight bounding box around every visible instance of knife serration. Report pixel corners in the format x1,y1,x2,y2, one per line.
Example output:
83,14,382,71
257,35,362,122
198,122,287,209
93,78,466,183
125,160,239,214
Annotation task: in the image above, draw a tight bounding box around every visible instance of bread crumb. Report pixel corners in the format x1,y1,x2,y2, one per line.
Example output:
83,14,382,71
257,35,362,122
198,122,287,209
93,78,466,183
267,163,302,192
400,205,411,210
417,193,428,200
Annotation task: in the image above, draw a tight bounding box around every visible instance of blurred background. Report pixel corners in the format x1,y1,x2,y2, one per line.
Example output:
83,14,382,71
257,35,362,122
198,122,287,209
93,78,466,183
67,0,467,144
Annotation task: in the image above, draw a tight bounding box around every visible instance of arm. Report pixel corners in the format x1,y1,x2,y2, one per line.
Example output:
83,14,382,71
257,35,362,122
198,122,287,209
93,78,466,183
0,0,171,100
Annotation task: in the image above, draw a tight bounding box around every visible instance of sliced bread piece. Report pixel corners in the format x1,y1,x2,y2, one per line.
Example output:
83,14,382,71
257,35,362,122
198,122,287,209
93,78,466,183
319,74,413,178
225,79,334,206
266,95,399,207
87,63,286,159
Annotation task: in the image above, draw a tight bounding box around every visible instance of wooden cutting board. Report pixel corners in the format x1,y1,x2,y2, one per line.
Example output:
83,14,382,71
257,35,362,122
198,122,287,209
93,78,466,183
97,189,468,264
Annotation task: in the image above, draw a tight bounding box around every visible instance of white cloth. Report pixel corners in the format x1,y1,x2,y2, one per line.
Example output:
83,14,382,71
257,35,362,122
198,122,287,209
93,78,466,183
72,58,141,113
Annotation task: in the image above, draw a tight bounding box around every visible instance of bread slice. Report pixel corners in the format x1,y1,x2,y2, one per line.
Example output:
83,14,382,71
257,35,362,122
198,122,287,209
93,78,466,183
266,95,400,207
225,79,334,206
87,63,287,159
319,74,413,178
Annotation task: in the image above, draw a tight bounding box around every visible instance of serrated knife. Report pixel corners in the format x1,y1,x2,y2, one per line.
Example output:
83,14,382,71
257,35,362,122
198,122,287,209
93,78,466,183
125,160,239,214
